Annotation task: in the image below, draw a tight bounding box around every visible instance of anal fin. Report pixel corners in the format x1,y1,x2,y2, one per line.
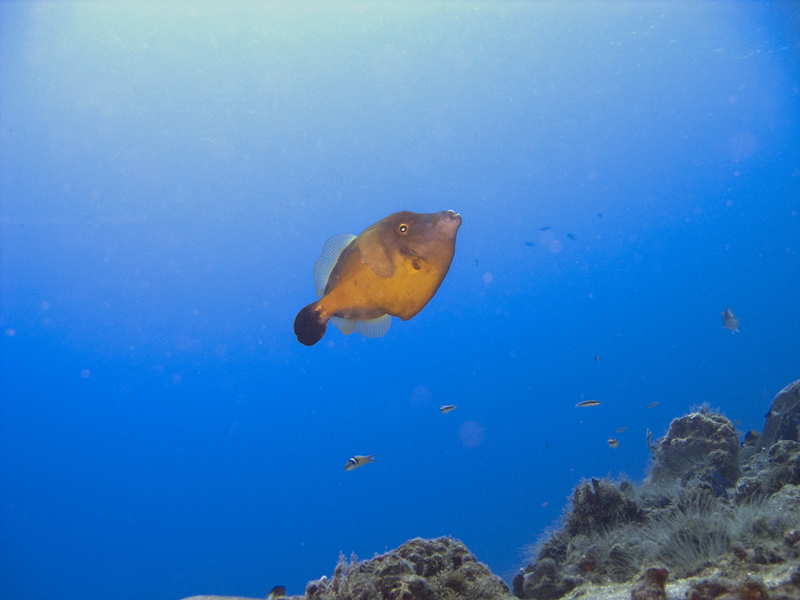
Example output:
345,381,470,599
330,314,391,338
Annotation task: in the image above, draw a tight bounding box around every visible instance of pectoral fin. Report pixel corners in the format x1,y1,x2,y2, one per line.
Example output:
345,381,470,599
330,314,392,338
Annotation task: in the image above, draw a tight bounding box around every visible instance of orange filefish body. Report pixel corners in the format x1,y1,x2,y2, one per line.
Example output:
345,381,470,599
294,210,462,346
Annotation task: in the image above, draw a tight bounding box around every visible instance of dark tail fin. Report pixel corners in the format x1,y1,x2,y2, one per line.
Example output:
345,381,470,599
294,302,327,346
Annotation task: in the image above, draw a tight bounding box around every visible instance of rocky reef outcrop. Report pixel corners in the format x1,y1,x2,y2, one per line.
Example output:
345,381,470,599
183,538,511,600
304,537,510,600
758,379,800,452
514,378,800,600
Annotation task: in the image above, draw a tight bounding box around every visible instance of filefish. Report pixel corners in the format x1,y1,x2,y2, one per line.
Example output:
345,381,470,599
742,430,759,447
722,307,740,333
440,405,456,413
344,455,377,471
576,399,601,407
567,233,577,241
294,210,462,346
267,586,286,600
607,438,619,448
647,402,659,408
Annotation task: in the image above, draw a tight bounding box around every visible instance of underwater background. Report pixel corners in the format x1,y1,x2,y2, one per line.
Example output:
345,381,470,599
1,2,798,600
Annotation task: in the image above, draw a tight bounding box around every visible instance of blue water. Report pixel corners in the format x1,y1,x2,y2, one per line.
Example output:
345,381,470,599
1,2,798,599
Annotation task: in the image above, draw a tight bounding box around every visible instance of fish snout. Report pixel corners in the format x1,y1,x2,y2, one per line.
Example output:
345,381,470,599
437,210,462,232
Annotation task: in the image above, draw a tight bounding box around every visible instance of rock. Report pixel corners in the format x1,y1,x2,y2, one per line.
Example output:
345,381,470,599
562,478,647,538
685,575,770,600
517,558,580,600
307,537,510,600
735,441,800,502
648,409,740,489
759,379,800,451
630,566,668,600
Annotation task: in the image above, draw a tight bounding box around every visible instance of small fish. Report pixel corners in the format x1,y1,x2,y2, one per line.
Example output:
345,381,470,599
608,438,619,448
594,355,601,362
475,259,479,266
267,586,286,600
598,213,602,217
647,402,659,408
734,419,742,426
742,430,759,447
722,307,740,333
576,399,601,407
646,429,655,452
539,226,551,231
709,475,729,499
294,210,462,346
546,443,550,450
616,427,627,433
344,455,377,471
525,241,535,247
440,404,456,414
567,233,576,241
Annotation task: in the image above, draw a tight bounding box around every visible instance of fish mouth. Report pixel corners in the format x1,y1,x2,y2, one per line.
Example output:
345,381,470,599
440,210,462,228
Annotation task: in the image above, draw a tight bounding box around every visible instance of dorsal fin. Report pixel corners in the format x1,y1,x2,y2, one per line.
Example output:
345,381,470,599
330,314,392,338
313,234,356,298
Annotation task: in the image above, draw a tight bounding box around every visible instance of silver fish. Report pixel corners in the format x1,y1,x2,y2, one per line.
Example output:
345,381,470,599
344,454,377,471
576,399,601,407
722,307,740,333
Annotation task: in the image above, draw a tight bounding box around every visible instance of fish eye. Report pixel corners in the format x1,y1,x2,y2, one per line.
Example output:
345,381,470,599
399,224,408,233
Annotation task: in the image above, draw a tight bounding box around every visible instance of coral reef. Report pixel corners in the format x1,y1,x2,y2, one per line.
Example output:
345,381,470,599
305,537,510,600
181,378,800,600
648,407,741,489
181,538,510,600
759,379,800,452
514,378,800,600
